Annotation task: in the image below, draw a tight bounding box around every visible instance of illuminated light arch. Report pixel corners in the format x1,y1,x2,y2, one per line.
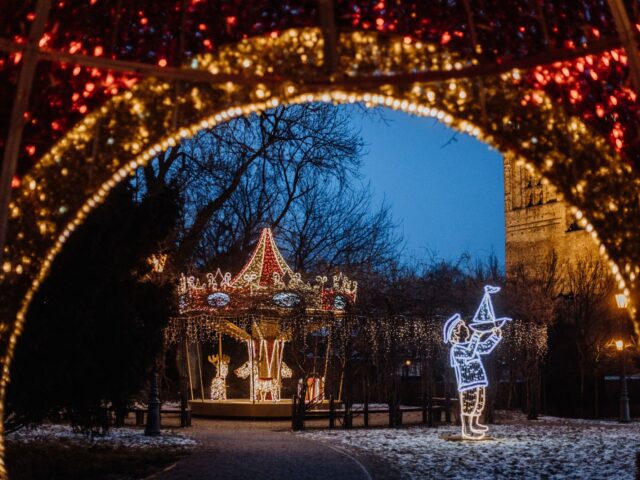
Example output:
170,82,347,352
0,27,639,475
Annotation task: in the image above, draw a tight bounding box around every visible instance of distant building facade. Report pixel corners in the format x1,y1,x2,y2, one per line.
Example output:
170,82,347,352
503,153,597,277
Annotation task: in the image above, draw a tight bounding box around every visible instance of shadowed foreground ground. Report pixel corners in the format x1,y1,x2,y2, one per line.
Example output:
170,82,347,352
151,416,401,480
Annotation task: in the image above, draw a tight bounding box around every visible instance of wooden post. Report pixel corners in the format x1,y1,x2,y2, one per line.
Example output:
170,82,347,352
364,381,369,428
317,0,338,75
445,394,451,424
329,395,335,429
427,396,434,427
608,0,640,96
0,0,51,265
291,394,297,430
343,401,352,429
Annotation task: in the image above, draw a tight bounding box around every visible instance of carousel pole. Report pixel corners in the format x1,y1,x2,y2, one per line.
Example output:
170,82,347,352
185,339,194,401
250,339,255,404
195,341,205,400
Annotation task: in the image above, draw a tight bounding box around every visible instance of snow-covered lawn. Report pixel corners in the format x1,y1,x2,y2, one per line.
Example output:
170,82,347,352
303,412,639,479
7,424,196,450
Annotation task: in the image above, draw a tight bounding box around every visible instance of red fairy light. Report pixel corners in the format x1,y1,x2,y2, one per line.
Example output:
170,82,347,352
72,66,81,76
270,31,279,38
158,58,167,67
26,12,35,21
198,23,206,31
203,39,212,48
94,45,103,56
11,176,20,189
140,17,148,25
13,53,22,64
403,36,411,44
25,145,36,156
375,17,384,28
38,33,51,47
225,16,237,27
441,31,451,45
595,105,605,117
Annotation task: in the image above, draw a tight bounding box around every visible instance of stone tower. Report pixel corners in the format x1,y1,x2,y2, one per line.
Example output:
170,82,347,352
503,152,597,276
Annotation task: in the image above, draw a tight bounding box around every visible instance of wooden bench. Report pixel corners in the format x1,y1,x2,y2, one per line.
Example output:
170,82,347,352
130,407,191,426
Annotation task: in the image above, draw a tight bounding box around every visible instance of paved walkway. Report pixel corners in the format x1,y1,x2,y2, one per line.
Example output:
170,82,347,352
151,418,396,480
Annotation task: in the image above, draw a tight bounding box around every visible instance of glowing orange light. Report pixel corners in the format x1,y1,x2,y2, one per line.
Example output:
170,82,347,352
158,58,168,67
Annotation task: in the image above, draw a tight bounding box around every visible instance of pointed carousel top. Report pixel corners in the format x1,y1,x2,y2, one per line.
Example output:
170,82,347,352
231,228,294,288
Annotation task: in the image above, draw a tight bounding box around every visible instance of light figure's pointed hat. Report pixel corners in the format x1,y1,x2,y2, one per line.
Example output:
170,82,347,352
469,285,512,331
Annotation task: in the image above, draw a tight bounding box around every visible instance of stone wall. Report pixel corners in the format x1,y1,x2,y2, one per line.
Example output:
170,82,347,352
503,153,598,283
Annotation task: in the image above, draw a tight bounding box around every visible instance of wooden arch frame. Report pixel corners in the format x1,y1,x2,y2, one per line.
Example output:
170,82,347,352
0,27,638,477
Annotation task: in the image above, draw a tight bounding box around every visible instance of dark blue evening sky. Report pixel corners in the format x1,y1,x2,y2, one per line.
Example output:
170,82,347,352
350,107,505,267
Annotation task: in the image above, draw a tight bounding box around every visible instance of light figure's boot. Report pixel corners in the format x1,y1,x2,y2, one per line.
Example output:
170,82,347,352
461,414,476,439
471,414,488,433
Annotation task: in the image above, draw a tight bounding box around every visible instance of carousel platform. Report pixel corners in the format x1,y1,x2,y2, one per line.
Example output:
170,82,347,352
189,399,333,419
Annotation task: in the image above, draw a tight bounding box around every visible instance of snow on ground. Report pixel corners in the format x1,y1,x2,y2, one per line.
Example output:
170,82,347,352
302,411,639,479
7,424,196,450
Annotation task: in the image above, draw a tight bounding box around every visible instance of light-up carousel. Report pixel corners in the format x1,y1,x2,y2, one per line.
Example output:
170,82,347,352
165,227,357,417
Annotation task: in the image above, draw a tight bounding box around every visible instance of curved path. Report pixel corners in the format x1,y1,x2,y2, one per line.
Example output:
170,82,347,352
151,419,394,480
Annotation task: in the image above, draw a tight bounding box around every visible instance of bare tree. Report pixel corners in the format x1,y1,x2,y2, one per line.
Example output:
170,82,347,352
504,253,559,419
557,257,616,418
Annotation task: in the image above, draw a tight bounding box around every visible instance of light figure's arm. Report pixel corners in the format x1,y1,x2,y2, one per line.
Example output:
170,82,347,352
476,333,502,355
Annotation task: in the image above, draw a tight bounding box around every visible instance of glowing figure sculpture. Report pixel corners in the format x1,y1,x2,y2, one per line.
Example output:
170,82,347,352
443,285,511,440
235,336,293,402
208,354,230,401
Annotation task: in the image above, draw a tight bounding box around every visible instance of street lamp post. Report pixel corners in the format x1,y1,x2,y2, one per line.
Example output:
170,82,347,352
615,340,631,423
145,362,161,436
614,293,631,423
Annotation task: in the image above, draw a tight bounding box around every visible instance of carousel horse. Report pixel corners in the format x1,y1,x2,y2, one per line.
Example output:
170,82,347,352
208,354,230,400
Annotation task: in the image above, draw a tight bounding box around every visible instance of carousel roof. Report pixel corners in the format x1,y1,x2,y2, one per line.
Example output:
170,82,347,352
231,228,294,288
177,227,357,314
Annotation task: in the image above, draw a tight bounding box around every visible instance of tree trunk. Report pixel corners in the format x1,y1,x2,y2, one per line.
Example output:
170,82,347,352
593,368,599,419
579,367,585,418
527,364,539,420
